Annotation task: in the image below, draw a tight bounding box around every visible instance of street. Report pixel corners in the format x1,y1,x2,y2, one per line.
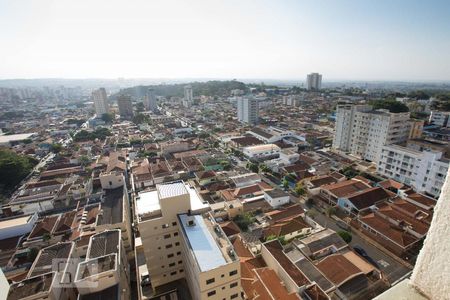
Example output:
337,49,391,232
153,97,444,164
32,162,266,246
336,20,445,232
308,207,412,284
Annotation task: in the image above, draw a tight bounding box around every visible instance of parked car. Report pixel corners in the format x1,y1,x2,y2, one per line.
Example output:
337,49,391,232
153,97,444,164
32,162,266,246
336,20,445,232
353,245,379,268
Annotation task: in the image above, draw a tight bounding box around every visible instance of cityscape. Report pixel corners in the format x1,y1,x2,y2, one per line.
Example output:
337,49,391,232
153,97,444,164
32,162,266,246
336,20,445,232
0,1,449,300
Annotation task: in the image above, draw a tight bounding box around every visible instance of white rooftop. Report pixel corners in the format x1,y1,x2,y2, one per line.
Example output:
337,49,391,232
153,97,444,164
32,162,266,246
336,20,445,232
157,181,188,199
137,182,209,217
136,190,160,215
0,214,33,228
0,133,35,144
179,214,227,272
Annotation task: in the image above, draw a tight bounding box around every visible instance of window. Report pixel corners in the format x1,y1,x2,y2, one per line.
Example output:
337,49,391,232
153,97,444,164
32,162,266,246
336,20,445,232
230,282,238,288
207,290,216,297
165,244,173,249
172,221,177,226
231,294,238,299
175,242,180,246
176,251,181,256
164,234,171,239
168,254,174,258
179,269,184,273
170,271,177,276
229,270,238,276
174,232,179,237
206,278,215,285
169,262,175,267
162,224,169,229
178,260,182,264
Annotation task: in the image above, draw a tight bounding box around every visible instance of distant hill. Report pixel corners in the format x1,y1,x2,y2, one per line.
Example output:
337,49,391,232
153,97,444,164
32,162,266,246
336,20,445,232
113,80,247,99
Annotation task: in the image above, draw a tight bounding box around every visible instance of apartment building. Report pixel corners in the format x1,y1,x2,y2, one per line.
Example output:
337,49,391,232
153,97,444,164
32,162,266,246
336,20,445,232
178,213,241,300
7,242,76,300
429,111,450,128
333,104,411,163
237,97,259,125
145,88,157,112
306,73,322,91
75,229,130,299
117,95,134,119
377,144,448,198
92,88,109,117
135,181,241,299
134,181,210,288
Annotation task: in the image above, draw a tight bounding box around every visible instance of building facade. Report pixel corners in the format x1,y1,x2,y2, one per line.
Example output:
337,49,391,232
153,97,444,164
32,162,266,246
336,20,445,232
377,144,448,198
429,111,450,128
306,73,322,91
333,104,411,163
183,85,193,108
145,88,157,112
237,97,259,125
92,88,109,117
117,95,134,119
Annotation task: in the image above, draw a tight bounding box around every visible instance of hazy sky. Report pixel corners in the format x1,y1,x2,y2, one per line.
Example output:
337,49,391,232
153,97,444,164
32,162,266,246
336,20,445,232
1,0,449,81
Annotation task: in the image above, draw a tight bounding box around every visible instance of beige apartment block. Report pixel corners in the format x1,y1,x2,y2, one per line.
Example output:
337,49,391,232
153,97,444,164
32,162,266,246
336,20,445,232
135,181,241,299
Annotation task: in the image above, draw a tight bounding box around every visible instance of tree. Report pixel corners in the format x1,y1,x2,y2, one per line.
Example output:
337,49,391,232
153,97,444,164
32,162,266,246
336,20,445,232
101,113,114,123
369,99,409,113
282,179,289,190
50,143,63,154
233,213,255,231
295,181,306,195
246,162,259,173
79,155,90,166
326,206,336,217
27,247,39,262
0,149,38,192
265,234,277,242
43,233,51,241
306,209,317,219
338,230,352,243
132,113,149,125
341,166,359,179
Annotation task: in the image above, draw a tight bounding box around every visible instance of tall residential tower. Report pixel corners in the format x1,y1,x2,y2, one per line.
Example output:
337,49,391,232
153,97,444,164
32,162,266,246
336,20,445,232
332,103,411,163
306,73,322,91
92,88,109,117
145,88,157,112
237,97,259,125
117,95,134,120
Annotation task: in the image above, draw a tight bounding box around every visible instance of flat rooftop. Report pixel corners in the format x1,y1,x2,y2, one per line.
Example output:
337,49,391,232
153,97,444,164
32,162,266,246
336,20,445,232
0,133,35,144
178,214,232,272
137,182,209,221
0,214,33,229
97,188,124,226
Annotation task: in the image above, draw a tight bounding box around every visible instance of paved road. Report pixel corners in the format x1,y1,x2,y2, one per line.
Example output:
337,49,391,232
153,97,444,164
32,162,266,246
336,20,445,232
309,207,412,284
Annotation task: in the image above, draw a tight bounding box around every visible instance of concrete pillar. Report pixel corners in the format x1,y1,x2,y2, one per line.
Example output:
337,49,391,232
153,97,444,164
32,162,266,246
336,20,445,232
410,167,450,299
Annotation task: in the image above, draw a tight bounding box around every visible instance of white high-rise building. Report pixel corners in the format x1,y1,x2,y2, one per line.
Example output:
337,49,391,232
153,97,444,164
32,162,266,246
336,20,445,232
237,97,259,125
306,73,322,91
183,85,193,107
92,88,109,117
429,111,450,128
145,88,157,112
377,144,448,198
333,104,411,163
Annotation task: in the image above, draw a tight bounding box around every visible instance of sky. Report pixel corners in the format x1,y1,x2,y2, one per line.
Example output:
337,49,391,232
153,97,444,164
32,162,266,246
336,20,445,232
0,0,450,81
